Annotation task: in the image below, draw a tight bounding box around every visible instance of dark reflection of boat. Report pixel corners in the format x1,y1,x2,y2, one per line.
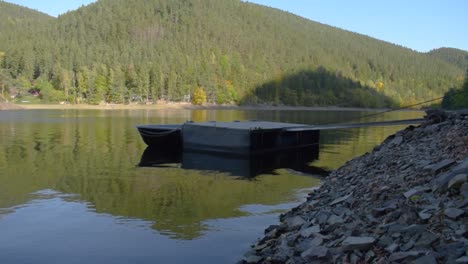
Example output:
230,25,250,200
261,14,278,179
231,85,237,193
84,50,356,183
139,145,327,178
139,145,182,167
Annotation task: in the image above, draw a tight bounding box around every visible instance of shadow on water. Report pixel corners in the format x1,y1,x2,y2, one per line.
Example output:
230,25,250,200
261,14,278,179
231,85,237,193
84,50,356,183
138,145,329,178
241,67,397,108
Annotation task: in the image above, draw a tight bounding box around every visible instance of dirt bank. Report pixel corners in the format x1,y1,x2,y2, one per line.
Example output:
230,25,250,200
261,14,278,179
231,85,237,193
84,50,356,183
0,103,22,110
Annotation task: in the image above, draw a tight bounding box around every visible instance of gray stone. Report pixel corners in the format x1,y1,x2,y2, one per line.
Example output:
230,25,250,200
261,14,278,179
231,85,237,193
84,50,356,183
264,228,278,240
342,236,376,251
411,254,438,264
272,239,293,262
388,251,425,262
244,254,262,263
453,158,468,171
448,173,467,190
445,208,465,219
414,232,438,248
436,242,466,263
461,182,468,198
432,162,468,193
377,235,394,248
401,239,415,252
418,211,432,221
300,225,320,238
402,224,426,236
456,256,468,263
315,211,330,225
300,246,330,260
310,236,324,246
404,187,430,199
330,193,353,206
327,214,344,225
264,224,280,234
390,136,403,146
284,216,306,229
252,242,269,251
385,243,399,253
426,159,456,174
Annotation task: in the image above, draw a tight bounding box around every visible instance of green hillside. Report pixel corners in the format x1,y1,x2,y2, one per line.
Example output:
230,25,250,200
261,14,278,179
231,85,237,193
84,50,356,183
0,0,465,107
428,48,468,70
0,1,52,50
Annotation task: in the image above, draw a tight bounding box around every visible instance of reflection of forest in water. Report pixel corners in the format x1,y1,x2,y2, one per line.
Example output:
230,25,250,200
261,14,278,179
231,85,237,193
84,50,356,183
0,109,423,239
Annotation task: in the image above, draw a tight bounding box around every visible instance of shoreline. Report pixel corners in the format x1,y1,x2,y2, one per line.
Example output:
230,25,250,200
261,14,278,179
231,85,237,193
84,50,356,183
6,102,421,112
241,110,468,263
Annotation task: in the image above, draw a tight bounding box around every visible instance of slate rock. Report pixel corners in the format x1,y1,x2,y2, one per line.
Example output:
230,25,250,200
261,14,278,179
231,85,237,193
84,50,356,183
402,224,426,236
411,254,438,264
342,236,376,251
330,193,353,206
418,211,432,221
284,216,306,229
456,256,468,263
315,211,331,225
300,225,320,238
426,159,456,174
300,246,330,260
445,208,465,219
327,214,345,225
401,239,415,252
404,187,430,199
414,231,438,248
436,242,466,262
244,253,262,263
461,182,468,198
264,224,280,234
385,243,399,253
388,251,425,262
390,136,403,146
448,173,467,190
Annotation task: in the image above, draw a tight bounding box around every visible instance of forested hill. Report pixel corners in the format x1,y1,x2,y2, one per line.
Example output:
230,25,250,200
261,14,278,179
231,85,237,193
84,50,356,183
0,0,465,107
0,1,52,50
428,48,468,71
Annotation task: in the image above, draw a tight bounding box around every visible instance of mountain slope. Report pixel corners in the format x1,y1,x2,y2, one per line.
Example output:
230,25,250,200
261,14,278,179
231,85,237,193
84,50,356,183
0,1,53,49
428,48,468,70
0,0,464,107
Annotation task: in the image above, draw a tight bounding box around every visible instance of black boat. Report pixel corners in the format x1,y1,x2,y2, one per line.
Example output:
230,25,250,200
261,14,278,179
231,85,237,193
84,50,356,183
136,124,182,149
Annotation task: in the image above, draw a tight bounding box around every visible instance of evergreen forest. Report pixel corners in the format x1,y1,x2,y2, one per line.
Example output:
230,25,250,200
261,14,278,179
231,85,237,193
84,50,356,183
0,0,467,107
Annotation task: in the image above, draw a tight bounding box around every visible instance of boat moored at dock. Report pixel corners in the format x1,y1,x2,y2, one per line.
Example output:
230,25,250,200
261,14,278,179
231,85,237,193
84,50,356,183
136,120,320,155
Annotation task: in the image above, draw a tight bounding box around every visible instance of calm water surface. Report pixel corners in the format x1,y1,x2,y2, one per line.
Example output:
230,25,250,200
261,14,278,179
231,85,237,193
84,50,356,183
0,109,423,263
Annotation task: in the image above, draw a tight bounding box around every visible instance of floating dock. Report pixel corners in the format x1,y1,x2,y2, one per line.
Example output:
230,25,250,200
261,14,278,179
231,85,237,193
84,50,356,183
137,121,319,155
137,118,425,156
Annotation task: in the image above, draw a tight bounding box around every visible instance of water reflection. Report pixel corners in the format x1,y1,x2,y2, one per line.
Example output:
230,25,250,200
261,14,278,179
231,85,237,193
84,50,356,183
0,109,423,264
139,146,328,178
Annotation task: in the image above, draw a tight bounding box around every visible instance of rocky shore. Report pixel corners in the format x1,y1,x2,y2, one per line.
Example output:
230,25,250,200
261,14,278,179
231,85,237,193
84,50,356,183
242,110,468,263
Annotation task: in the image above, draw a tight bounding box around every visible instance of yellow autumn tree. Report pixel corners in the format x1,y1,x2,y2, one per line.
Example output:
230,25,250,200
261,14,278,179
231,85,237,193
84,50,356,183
191,86,207,105
377,81,384,92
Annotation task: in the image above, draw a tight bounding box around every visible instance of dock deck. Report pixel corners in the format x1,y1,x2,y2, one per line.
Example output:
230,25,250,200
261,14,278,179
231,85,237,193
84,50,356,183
137,118,424,155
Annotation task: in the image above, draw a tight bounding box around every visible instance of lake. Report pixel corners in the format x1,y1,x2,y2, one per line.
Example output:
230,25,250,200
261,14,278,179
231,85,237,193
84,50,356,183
0,108,423,264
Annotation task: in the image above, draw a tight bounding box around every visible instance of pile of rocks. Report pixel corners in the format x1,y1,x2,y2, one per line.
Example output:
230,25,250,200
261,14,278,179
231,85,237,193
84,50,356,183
242,110,468,263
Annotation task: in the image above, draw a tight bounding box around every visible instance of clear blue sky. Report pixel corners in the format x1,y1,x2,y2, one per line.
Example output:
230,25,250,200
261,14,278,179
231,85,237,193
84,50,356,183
4,0,468,52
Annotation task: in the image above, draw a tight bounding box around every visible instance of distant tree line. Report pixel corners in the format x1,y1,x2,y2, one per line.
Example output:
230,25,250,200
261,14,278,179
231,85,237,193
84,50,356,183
0,0,465,107
441,70,468,109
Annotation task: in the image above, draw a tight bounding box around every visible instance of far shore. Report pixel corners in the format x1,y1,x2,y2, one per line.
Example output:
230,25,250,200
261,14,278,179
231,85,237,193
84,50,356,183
7,102,423,112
